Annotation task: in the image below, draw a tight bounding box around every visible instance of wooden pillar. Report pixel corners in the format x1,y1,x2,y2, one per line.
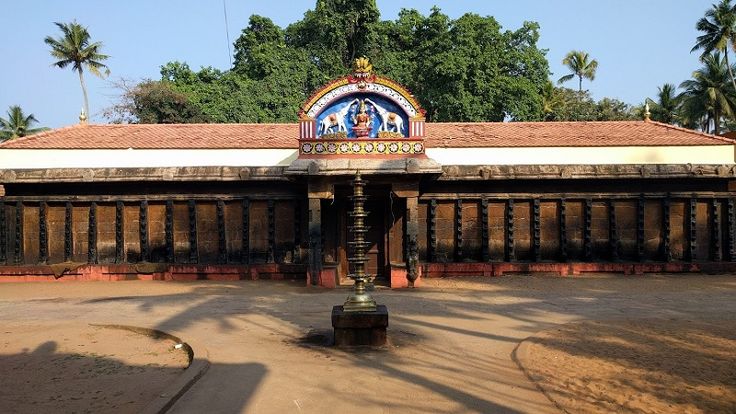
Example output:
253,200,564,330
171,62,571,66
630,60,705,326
165,200,174,263
88,202,97,264
506,199,515,262
712,199,722,262
481,197,490,262
64,202,72,262
688,197,697,262
14,201,23,264
188,200,198,263
115,201,124,263
583,199,593,261
609,200,619,261
0,201,6,264
559,199,568,262
308,198,322,286
532,199,541,262
267,199,275,263
429,199,437,262
241,198,250,264
217,200,227,264
455,199,463,262
663,197,672,262
139,201,149,262
728,198,736,262
39,201,48,264
406,196,419,284
636,196,645,262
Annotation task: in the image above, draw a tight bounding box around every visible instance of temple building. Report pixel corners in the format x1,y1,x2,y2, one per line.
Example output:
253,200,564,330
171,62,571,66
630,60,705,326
1,60,736,286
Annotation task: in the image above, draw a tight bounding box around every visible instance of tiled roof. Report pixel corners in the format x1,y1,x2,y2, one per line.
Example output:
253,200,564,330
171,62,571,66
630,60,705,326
0,121,732,149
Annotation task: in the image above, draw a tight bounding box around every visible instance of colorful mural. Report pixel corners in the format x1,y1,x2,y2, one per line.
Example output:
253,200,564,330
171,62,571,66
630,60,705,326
298,57,426,141
316,94,408,138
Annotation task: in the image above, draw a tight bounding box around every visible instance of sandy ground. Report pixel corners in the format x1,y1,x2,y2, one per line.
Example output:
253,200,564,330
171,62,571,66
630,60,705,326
0,275,734,413
0,322,189,414
517,319,736,414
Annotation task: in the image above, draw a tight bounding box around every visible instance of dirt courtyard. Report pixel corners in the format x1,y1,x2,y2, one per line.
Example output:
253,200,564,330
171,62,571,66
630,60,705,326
0,322,189,414
516,319,736,414
0,274,734,413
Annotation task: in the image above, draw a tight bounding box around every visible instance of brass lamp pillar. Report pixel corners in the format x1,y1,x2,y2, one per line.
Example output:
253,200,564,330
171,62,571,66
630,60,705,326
343,172,378,312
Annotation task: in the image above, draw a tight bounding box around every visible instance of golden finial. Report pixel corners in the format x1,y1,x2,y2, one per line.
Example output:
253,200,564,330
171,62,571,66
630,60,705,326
644,102,651,122
353,57,373,75
79,107,88,125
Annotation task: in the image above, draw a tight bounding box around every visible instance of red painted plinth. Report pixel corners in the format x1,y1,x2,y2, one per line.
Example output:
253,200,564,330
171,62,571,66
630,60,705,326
0,264,307,283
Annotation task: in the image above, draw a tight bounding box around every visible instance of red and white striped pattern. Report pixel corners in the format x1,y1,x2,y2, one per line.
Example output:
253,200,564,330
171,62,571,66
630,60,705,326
410,120,425,138
299,120,316,139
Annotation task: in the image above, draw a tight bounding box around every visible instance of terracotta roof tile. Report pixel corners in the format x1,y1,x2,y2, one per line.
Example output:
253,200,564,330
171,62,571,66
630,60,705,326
0,121,731,150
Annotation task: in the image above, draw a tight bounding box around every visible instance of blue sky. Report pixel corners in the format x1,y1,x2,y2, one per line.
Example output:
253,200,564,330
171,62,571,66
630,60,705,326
0,0,716,128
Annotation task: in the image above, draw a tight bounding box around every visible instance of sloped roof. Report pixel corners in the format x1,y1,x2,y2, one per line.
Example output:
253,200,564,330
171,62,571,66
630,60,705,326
0,121,732,149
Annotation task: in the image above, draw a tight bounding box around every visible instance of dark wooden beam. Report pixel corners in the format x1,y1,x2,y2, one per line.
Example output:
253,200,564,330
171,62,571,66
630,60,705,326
241,198,250,264
217,200,227,264
481,197,490,262
406,196,419,284
14,201,23,264
188,200,198,263
64,202,72,262
712,199,722,262
165,200,174,263
637,196,645,262
429,199,437,262
663,197,672,262
559,199,568,262
88,202,97,264
115,201,124,263
267,199,275,263
39,201,48,264
455,199,463,262
583,199,592,261
532,199,541,262
0,202,6,264
139,200,149,262
506,199,515,262
689,197,697,262
729,198,736,262
609,200,619,262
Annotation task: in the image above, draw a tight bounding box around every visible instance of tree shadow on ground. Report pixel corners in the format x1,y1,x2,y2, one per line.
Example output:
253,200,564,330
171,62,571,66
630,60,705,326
73,275,736,413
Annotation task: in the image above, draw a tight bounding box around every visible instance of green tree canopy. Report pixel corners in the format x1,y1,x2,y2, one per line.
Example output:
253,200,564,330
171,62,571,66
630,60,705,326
112,3,551,124
558,50,598,92
542,86,637,121
693,0,736,91
44,21,110,120
679,52,736,135
646,83,681,125
0,106,48,141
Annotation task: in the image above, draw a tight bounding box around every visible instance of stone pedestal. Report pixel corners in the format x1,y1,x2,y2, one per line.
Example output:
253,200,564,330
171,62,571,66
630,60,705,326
332,305,388,347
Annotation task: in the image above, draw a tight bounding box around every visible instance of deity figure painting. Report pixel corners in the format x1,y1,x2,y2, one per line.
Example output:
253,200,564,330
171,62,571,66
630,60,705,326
315,94,408,138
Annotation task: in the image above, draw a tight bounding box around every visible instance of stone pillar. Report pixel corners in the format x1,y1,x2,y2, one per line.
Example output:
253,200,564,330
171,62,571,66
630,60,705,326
392,181,420,288
307,197,322,286
307,179,335,287
405,196,420,287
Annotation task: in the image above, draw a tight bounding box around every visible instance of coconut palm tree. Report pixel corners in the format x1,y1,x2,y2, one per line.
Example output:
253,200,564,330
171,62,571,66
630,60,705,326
44,21,110,120
0,106,48,141
647,83,681,125
557,50,598,92
679,53,736,135
692,0,736,92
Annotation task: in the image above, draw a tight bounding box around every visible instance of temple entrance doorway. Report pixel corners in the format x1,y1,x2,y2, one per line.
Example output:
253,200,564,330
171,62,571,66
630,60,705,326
335,185,390,286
